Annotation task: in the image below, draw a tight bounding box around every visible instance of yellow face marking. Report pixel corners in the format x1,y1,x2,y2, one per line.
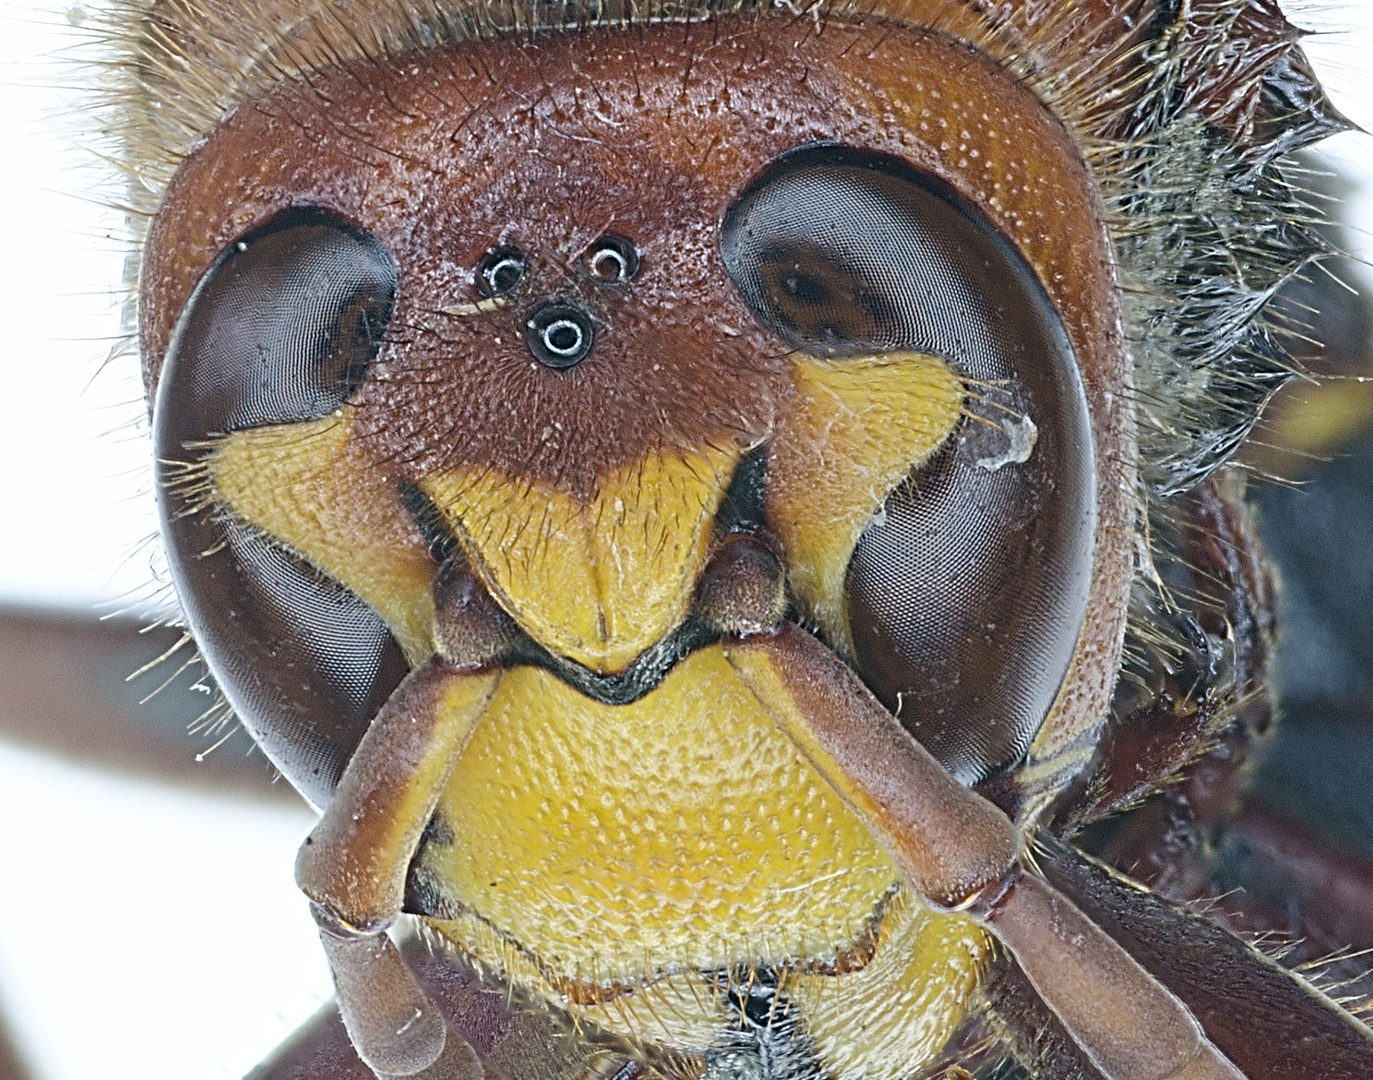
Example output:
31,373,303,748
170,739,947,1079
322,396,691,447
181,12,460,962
766,353,965,651
421,645,986,1068
206,347,976,1070
204,356,958,678
206,410,438,663
422,646,901,979
421,445,741,673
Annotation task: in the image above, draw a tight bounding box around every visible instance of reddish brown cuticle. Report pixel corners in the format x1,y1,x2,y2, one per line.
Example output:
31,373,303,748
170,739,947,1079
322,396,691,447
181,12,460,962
144,13,1131,752
143,17,1123,476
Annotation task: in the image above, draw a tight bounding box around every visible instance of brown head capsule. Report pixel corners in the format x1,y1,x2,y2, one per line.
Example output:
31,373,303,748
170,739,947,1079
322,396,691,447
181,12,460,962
113,0,1373,1077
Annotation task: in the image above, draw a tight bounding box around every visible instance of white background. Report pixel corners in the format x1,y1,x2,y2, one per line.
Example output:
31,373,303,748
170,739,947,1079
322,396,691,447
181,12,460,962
1,2,1372,1079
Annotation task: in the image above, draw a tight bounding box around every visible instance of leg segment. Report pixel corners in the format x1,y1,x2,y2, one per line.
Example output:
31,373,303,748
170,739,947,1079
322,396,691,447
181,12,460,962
724,625,1244,1080
314,919,459,1078
296,657,499,1077
245,928,609,1080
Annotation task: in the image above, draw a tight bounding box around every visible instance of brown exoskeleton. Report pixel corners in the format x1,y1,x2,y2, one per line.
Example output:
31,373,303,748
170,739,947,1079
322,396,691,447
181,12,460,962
100,0,1373,1076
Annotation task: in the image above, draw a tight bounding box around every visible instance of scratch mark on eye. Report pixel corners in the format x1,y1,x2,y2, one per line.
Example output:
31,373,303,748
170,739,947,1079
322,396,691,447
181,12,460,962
975,413,1038,472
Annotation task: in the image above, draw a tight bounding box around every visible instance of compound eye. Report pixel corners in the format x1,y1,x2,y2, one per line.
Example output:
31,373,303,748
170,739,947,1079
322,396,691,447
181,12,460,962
159,207,397,436
723,146,1096,785
721,153,914,355
582,233,640,285
476,245,529,297
152,207,406,808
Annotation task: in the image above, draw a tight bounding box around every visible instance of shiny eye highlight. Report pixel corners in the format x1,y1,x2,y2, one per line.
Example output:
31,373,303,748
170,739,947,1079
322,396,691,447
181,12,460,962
476,245,528,297
582,233,640,285
727,146,1097,785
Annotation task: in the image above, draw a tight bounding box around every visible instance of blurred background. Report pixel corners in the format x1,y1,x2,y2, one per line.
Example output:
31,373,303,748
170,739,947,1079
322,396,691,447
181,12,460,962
1,2,1372,1079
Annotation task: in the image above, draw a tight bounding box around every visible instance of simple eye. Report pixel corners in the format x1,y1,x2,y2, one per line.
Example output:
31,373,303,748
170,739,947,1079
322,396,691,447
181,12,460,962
724,146,1096,785
476,245,528,297
526,299,596,369
582,233,640,285
152,207,405,807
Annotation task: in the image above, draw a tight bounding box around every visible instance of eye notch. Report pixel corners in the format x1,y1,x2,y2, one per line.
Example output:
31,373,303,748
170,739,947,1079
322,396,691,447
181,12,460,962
476,245,529,298
723,144,1096,787
527,299,596,369
581,233,640,286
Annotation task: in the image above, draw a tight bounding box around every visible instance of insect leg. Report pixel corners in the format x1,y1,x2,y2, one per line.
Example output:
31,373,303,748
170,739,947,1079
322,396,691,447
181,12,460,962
724,625,1244,1080
312,921,459,1078
1037,834,1373,1080
296,656,500,1078
249,928,640,1080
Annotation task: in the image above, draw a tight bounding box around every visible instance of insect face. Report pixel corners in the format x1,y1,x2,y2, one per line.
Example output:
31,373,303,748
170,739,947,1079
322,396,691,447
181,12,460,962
117,0,1373,1077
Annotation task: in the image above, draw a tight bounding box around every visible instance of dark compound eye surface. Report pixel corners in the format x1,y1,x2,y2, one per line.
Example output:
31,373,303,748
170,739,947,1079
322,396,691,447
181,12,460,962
158,206,397,437
582,233,640,285
724,145,1097,785
476,245,528,297
153,207,405,808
